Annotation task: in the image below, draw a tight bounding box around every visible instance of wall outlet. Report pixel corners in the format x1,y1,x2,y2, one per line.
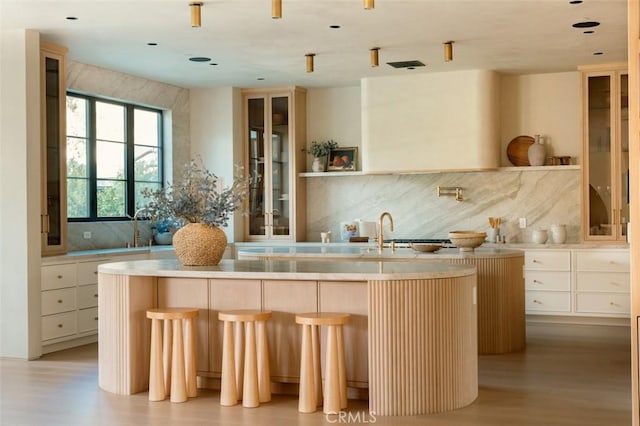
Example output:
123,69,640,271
83,231,92,239
518,217,527,229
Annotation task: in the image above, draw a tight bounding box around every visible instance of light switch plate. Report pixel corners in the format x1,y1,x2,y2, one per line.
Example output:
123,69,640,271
83,231,92,239
519,217,527,229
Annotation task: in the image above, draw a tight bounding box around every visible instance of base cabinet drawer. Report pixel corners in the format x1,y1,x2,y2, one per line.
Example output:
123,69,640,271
42,311,77,341
78,307,99,333
41,263,77,290
41,288,76,316
576,293,630,315
525,271,570,291
576,272,630,293
525,291,571,313
575,251,630,272
524,250,571,271
77,284,99,309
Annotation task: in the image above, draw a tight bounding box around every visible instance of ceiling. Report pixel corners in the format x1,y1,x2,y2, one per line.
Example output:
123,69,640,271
0,0,628,89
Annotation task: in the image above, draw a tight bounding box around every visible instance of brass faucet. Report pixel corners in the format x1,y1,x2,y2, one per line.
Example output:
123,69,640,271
132,207,148,248
378,211,394,252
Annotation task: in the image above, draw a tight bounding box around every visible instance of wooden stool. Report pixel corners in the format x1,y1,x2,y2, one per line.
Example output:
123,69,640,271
218,310,272,408
146,307,199,403
296,312,350,414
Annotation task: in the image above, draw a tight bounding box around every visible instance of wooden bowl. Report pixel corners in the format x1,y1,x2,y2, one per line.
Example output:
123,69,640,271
448,231,487,252
410,243,442,253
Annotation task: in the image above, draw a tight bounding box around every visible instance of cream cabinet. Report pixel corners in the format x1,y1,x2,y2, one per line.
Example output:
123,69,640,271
580,63,629,242
40,41,68,255
524,250,572,314
242,87,307,241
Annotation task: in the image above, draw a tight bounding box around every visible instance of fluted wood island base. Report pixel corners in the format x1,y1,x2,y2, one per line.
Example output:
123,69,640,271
98,259,477,416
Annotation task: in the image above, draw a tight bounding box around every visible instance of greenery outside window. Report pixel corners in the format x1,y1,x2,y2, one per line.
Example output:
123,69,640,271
66,93,163,220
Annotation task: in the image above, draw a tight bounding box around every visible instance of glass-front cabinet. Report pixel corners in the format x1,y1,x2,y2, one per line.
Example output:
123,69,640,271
581,64,628,242
40,42,68,255
243,87,306,241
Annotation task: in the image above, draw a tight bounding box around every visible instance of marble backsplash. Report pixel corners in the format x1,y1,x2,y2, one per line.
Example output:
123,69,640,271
305,169,581,244
68,221,156,251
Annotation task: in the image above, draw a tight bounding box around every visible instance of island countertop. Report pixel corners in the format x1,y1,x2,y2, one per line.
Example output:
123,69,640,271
98,258,477,281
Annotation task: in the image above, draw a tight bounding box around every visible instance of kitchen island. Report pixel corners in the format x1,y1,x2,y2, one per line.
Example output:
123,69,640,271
237,245,526,355
98,259,477,415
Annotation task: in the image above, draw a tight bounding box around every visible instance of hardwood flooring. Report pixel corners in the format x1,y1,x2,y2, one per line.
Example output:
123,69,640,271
0,322,631,426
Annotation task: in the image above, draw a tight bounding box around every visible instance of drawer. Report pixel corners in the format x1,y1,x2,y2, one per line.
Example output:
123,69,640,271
41,288,76,316
525,271,571,291
42,311,77,341
78,307,98,333
525,291,571,313
77,261,105,285
576,272,630,293
41,263,77,290
575,251,629,273
524,250,571,271
576,292,630,315
77,284,99,309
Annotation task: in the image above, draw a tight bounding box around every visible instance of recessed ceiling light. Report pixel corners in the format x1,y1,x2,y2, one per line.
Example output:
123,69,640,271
257,77,265,81
66,16,78,20
583,30,595,34
329,25,341,29
407,67,415,70
210,63,218,66
593,52,604,56
188,56,211,62
147,42,158,46
572,21,600,28
569,0,583,4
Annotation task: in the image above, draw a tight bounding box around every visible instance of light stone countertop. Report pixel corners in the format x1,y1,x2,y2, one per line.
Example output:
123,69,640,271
98,258,476,281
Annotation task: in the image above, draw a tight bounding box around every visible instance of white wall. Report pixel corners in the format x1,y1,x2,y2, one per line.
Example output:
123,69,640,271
189,87,244,241
306,86,361,171
500,72,582,166
0,30,43,359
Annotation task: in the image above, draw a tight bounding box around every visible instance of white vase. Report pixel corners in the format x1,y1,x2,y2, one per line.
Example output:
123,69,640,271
531,229,548,244
311,156,326,172
550,224,567,244
528,135,546,166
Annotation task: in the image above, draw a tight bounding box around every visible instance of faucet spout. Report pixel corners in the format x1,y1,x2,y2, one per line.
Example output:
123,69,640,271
132,207,148,248
377,211,394,252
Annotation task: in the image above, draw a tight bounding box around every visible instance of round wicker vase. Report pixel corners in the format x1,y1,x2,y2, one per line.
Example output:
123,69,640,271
172,223,227,266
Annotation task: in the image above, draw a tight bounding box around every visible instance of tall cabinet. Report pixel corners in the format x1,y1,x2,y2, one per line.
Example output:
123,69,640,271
242,87,307,241
580,63,629,242
40,41,68,255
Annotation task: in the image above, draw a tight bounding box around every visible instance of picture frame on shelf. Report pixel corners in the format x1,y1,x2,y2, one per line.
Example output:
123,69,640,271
328,147,357,171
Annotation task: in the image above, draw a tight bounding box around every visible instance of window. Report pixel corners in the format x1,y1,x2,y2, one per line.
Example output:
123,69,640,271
66,93,163,220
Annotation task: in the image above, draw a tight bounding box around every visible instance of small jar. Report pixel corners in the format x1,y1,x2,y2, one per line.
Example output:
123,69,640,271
531,229,548,244
550,224,567,244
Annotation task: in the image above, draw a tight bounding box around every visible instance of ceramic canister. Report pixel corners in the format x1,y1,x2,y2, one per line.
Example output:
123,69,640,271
550,224,567,244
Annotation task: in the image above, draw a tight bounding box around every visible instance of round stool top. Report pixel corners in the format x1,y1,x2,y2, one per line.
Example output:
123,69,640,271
146,307,199,320
218,309,272,322
295,312,350,326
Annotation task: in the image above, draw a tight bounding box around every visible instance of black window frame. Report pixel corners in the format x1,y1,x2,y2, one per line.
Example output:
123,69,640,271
66,92,164,222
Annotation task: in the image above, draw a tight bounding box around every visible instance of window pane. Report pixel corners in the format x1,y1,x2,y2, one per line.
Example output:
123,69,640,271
134,146,159,181
67,177,89,218
67,96,87,137
96,141,125,179
96,101,125,142
67,137,88,178
135,182,162,209
134,109,160,146
97,180,125,217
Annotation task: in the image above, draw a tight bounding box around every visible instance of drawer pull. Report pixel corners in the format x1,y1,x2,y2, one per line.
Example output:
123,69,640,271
533,299,542,304
94,271,98,275
609,302,621,307
57,324,63,328
533,279,541,284
94,294,98,298
94,317,98,321
532,259,540,263
57,275,63,279
57,299,63,303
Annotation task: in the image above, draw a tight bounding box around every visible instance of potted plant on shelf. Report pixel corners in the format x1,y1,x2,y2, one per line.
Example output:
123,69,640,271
141,157,249,266
308,139,338,172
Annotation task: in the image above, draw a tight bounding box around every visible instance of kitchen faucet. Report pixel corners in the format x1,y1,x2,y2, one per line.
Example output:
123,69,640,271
131,207,148,248
378,211,394,252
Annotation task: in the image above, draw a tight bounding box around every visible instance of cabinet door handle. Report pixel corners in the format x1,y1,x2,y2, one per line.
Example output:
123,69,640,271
533,299,542,304
533,279,541,284
609,302,620,307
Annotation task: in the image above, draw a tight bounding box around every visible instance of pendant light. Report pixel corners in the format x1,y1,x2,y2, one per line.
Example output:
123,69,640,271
364,0,374,10
272,0,282,19
444,41,454,62
306,53,315,73
370,47,380,67
190,2,203,27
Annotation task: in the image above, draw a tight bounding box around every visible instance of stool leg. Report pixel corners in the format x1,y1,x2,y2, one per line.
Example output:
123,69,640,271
163,318,173,395
184,316,197,398
234,321,245,399
298,324,316,413
220,320,238,406
256,320,271,403
170,319,187,403
148,318,165,401
337,325,347,409
242,321,259,408
323,325,340,414
311,324,323,408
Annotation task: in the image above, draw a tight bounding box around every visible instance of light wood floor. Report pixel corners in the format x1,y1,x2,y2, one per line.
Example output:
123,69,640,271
0,322,631,426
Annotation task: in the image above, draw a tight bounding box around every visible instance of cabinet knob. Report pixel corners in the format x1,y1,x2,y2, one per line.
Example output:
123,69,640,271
57,275,63,279
533,279,540,284
57,299,63,303
57,324,63,328
609,302,620,307
94,271,98,275
94,294,98,298
94,317,98,321
533,299,542,304
532,259,539,263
